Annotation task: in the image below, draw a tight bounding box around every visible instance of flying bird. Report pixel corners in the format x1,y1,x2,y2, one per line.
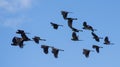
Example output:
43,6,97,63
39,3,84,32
32,36,46,44
104,36,114,45
104,36,110,45
41,45,51,54
61,11,71,20
66,18,77,28
71,32,79,41
51,47,64,58
50,22,63,29
92,45,103,53
91,32,103,42
16,29,30,34
83,49,94,58
83,21,88,28
21,33,31,41
71,32,83,41
16,30,31,41
11,36,24,48
83,21,96,32
16,29,25,34
11,37,19,46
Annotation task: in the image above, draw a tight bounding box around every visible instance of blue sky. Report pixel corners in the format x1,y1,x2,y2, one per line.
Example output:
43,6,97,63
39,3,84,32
0,0,120,67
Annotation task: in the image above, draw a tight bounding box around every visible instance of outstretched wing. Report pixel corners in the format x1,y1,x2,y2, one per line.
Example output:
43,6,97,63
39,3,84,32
41,45,49,54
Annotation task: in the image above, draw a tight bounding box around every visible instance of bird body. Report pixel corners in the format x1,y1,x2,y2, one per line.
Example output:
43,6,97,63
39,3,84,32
41,45,50,54
104,36,114,45
92,45,103,53
61,11,72,20
51,47,64,58
83,49,94,58
66,18,77,28
16,29,30,34
50,22,63,29
83,21,96,32
21,33,31,41
71,32,79,41
91,32,103,42
104,36,110,44
16,29,31,41
32,36,46,44
11,37,24,48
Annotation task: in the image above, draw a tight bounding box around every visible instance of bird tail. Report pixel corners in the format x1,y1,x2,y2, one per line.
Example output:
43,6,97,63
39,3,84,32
110,43,115,45
59,49,64,51
25,32,30,34
50,47,64,51
58,25,63,27
100,46,103,48
40,39,46,41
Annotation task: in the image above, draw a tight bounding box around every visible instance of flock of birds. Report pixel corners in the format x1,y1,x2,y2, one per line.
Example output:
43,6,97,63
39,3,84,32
11,10,114,58
11,29,64,58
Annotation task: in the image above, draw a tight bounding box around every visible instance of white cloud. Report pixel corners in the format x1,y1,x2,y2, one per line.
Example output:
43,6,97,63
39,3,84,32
20,0,31,8
0,0,32,12
0,0,33,28
2,16,27,29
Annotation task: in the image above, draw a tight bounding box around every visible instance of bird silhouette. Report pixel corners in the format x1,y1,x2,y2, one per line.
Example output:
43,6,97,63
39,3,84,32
91,32,103,42
71,32,80,41
18,39,24,48
41,45,51,54
66,18,77,28
11,36,24,48
50,22,63,29
16,29,25,34
16,29,30,34
11,37,19,46
104,36,114,45
9,10,114,60
83,49,94,58
51,47,64,58
83,21,96,32
21,33,31,41
104,36,110,45
16,29,31,41
61,11,71,20
92,45,103,53
32,36,46,44
83,21,88,28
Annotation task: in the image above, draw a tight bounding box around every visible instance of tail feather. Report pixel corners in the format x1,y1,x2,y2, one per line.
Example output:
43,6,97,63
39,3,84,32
40,39,46,41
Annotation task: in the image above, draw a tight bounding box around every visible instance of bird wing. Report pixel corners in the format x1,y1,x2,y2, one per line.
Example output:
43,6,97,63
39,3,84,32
104,36,109,42
52,48,59,58
72,32,77,39
83,22,88,27
67,18,73,28
41,45,49,54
